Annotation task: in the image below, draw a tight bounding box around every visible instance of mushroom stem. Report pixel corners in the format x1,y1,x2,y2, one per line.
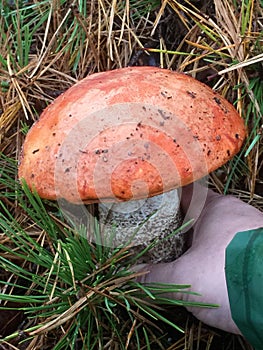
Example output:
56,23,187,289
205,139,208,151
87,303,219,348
98,189,185,263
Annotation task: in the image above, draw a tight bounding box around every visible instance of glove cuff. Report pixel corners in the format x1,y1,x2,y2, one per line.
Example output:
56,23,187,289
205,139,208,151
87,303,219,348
226,227,263,349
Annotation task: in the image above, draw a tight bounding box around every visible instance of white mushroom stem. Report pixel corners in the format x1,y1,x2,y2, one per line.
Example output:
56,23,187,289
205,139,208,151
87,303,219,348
98,189,184,262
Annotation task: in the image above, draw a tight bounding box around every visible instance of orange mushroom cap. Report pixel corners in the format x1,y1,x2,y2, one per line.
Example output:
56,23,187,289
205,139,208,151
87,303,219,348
18,67,246,204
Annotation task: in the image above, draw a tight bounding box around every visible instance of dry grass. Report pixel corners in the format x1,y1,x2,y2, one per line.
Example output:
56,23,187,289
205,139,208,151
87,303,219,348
0,0,262,348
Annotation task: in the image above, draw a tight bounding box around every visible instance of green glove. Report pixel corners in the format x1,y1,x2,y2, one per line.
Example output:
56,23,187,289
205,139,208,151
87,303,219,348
226,227,263,350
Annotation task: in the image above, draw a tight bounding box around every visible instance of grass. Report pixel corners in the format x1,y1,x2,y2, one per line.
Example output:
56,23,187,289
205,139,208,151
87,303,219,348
0,0,262,348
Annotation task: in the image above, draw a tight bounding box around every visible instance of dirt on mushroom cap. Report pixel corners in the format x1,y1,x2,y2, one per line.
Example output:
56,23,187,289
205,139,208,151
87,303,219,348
18,67,246,203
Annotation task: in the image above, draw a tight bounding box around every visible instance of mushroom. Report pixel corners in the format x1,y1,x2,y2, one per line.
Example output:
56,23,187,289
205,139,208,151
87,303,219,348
18,67,246,262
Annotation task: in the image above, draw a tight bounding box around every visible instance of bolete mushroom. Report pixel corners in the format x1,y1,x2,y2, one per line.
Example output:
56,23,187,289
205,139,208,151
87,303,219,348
18,67,246,262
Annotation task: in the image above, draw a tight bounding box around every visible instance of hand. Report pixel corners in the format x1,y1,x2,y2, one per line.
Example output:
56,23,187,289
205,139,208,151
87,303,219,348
138,183,263,334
